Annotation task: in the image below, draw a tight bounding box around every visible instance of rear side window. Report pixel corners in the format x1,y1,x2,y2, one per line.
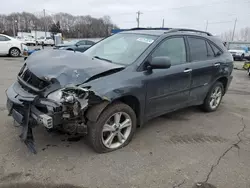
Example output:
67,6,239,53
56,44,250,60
206,41,214,57
86,40,94,45
188,37,208,61
210,42,222,56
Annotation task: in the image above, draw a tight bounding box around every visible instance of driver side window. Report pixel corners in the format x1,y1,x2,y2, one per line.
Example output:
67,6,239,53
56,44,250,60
152,37,186,66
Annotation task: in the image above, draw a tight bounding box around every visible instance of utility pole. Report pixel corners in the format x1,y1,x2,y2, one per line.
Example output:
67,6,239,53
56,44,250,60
136,11,142,28
162,19,165,28
43,9,47,37
231,18,237,41
205,20,208,31
12,17,15,37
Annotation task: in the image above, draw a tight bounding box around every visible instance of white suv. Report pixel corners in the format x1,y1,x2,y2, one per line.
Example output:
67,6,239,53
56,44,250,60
0,34,28,57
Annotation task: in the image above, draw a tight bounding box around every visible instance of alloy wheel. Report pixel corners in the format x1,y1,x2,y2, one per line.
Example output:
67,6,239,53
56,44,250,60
209,86,222,109
101,112,132,149
10,49,20,57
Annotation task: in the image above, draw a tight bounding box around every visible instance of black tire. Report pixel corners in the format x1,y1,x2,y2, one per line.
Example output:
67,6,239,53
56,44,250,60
240,54,244,61
87,102,137,153
9,47,20,57
201,82,224,112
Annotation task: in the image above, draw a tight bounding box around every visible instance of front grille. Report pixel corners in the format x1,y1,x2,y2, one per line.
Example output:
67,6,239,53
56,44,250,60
20,69,50,90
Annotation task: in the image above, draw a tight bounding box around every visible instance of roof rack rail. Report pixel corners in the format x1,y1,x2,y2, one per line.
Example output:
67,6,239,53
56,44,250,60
166,28,212,36
130,27,171,31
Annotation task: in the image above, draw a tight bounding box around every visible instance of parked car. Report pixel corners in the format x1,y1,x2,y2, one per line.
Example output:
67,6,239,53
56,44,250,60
54,39,95,52
0,34,28,57
228,46,250,61
6,28,233,153
36,37,54,46
23,37,36,46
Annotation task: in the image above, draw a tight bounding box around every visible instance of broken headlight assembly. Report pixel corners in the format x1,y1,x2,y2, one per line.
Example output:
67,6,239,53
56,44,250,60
47,87,89,113
47,89,63,102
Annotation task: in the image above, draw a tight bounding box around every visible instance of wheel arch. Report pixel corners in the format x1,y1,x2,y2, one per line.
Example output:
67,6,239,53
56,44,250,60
85,95,141,125
9,47,21,55
216,76,228,94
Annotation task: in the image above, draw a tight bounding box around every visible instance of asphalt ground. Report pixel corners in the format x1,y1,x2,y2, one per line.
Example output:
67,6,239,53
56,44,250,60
0,54,250,188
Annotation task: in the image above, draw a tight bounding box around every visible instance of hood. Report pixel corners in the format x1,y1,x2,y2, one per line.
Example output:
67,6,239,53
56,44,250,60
228,49,244,53
25,50,124,87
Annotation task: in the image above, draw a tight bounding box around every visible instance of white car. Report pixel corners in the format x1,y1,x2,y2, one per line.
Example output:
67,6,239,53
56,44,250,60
36,37,54,46
0,34,28,57
228,47,250,61
23,37,36,46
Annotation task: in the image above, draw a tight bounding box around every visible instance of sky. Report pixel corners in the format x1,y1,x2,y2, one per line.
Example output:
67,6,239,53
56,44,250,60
1,0,250,35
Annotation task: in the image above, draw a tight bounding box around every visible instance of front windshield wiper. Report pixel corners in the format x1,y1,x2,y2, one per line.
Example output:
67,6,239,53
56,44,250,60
93,56,112,63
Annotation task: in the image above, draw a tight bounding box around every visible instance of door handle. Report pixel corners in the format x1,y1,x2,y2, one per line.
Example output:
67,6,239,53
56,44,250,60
214,63,220,67
183,68,192,73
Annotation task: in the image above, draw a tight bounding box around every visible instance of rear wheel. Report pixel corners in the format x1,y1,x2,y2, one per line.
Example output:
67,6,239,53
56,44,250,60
9,48,20,57
240,54,245,61
87,102,136,153
201,82,224,112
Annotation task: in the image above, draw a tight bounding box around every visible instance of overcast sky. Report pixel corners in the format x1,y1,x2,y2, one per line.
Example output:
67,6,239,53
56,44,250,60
1,0,250,35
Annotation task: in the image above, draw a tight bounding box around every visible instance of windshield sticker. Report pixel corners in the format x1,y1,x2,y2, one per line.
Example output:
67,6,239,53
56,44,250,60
137,38,154,44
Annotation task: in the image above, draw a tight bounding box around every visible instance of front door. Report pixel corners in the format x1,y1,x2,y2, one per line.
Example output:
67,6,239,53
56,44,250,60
145,37,192,119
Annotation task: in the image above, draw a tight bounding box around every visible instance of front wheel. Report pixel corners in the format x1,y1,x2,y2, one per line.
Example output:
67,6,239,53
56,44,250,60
201,82,224,112
87,102,137,153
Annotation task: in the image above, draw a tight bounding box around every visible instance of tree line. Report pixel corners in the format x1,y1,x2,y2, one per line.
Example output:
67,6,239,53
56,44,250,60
0,12,118,38
220,27,250,42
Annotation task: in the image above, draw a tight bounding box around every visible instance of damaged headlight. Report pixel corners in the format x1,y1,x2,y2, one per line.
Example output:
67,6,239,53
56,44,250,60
47,86,89,109
47,89,63,102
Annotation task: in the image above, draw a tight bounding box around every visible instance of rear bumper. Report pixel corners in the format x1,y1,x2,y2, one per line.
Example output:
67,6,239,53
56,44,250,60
6,82,63,129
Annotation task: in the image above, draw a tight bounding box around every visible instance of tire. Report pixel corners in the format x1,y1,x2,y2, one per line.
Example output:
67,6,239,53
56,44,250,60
9,48,20,57
87,102,137,153
201,82,224,112
240,54,244,61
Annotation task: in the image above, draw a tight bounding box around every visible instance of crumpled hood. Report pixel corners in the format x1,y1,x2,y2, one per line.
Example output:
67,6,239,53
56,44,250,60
25,50,124,87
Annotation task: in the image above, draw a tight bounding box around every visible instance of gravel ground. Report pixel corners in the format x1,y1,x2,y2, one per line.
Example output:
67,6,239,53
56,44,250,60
0,55,250,188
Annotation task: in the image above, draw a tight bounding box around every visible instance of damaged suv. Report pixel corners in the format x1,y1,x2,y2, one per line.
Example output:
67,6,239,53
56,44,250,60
6,28,233,153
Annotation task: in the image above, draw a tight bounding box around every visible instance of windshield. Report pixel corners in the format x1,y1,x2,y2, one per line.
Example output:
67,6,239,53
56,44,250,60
84,33,157,65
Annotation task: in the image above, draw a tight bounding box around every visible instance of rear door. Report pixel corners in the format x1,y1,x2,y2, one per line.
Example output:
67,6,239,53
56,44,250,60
187,36,221,103
145,36,192,118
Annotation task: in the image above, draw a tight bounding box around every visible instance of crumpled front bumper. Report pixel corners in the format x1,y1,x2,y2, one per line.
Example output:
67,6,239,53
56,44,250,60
6,82,63,128
6,82,63,153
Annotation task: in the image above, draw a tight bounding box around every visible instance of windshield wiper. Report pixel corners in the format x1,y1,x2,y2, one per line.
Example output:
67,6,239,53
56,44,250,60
93,56,112,63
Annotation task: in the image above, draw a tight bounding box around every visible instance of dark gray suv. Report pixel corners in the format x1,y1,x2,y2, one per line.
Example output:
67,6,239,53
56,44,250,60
6,28,233,153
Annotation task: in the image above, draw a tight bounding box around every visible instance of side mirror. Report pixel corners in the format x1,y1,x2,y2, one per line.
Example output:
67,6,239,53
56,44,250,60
75,43,79,47
150,56,171,69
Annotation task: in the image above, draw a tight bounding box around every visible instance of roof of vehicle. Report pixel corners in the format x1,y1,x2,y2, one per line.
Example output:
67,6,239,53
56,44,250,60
0,33,11,38
121,28,213,37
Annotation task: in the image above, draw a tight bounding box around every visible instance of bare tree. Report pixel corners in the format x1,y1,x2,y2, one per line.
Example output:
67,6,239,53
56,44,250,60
0,11,118,38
